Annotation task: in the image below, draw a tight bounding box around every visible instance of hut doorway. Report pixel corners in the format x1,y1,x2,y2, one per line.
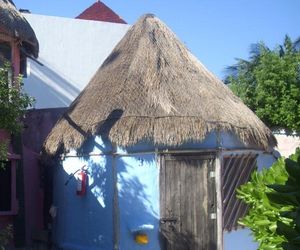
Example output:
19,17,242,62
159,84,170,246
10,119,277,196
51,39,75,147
160,154,217,250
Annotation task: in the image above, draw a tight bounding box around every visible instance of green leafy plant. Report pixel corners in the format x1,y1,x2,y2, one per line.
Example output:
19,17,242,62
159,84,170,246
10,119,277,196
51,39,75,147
0,224,13,250
0,62,34,161
237,158,290,249
267,150,300,249
225,35,300,132
237,149,300,250
0,62,34,133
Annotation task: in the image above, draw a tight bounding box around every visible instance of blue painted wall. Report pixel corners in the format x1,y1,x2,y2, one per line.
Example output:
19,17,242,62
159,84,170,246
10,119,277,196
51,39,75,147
51,133,276,249
224,228,258,250
52,155,114,250
117,154,160,250
52,135,161,249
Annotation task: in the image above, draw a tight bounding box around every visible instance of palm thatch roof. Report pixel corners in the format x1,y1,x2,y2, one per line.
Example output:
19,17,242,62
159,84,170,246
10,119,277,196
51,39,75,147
44,14,276,155
0,0,39,57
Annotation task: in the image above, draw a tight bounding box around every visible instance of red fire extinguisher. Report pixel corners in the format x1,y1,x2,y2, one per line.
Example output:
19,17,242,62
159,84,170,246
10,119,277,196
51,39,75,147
76,168,88,196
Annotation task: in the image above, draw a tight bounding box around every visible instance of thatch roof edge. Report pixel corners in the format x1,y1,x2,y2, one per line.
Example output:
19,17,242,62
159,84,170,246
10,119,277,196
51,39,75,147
44,115,277,156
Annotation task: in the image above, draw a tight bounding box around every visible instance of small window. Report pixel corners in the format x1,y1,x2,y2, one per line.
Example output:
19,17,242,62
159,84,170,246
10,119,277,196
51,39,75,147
0,161,12,212
0,42,11,66
20,52,27,78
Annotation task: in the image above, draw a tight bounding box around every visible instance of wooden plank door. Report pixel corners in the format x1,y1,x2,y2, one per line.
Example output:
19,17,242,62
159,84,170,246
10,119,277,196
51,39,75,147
160,154,217,250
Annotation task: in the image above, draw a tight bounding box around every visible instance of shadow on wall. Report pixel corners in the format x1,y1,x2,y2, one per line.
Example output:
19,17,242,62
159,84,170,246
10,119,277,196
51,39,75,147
51,109,161,249
52,155,113,249
24,59,81,108
52,150,160,249
117,155,160,249
21,108,66,246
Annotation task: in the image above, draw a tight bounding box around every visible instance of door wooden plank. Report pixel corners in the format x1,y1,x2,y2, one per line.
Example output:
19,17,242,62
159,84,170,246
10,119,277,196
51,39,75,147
207,158,217,249
160,154,217,250
196,159,204,249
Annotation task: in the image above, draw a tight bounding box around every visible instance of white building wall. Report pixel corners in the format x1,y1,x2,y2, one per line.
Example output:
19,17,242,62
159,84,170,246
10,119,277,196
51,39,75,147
274,133,300,158
23,14,130,108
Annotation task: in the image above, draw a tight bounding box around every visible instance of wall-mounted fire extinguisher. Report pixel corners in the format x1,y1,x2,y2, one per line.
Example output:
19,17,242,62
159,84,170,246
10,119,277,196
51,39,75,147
76,169,87,196
64,165,88,197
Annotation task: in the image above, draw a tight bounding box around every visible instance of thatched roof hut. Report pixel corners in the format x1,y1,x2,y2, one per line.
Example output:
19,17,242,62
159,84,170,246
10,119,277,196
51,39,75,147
0,0,39,57
44,14,276,155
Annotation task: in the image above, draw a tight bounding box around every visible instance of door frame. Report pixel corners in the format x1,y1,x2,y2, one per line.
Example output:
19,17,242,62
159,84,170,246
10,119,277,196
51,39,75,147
158,152,223,250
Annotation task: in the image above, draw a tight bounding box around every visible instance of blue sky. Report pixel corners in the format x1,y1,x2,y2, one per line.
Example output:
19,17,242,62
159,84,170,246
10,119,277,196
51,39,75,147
13,0,300,79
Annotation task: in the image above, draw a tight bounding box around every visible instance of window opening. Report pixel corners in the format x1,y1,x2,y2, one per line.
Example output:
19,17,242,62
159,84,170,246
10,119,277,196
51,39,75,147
0,42,11,65
0,161,12,211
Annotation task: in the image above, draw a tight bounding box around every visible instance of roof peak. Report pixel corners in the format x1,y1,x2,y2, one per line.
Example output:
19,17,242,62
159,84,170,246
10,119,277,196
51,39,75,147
76,1,127,24
142,13,156,19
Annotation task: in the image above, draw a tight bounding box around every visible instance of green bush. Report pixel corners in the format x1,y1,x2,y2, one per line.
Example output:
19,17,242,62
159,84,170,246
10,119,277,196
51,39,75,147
225,36,300,132
237,148,300,250
0,62,34,161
